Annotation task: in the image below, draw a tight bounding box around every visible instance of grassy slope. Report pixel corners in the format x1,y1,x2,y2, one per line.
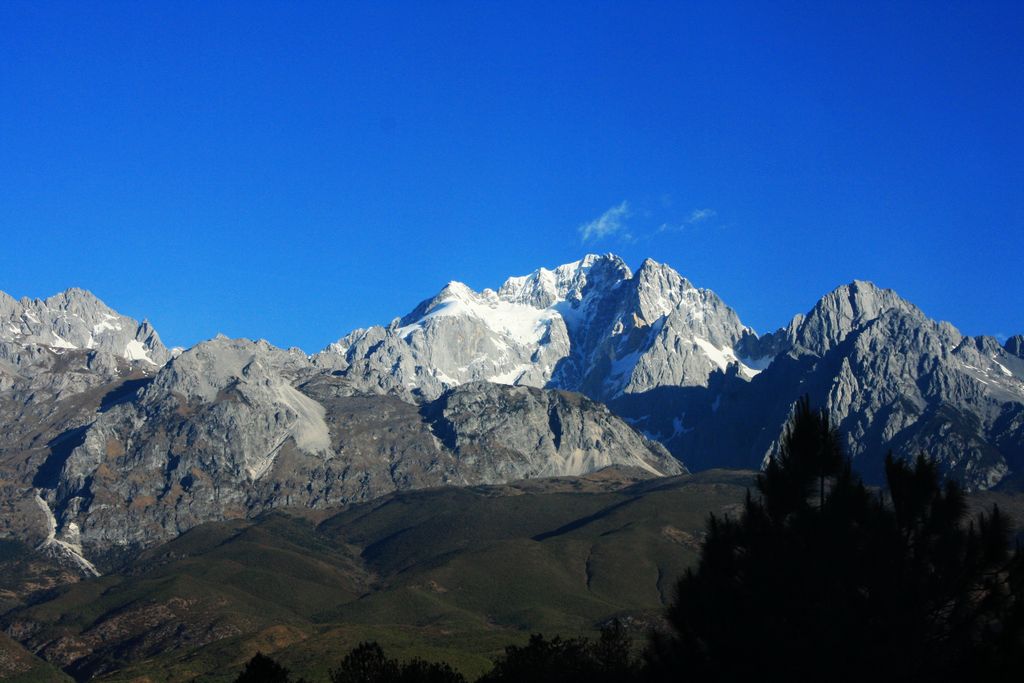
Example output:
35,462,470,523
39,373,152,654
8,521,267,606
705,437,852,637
5,469,755,682
0,631,72,682
6,467,1022,682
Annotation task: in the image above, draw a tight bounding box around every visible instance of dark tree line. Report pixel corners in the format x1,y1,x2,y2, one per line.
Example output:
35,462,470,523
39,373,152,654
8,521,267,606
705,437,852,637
236,623,637,683
646,396,1024,682
236,397,1024,682
327,641,465,683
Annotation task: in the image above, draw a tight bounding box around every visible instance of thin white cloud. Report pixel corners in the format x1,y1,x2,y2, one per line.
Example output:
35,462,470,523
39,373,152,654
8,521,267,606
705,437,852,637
656,208,718,234
688,208,716,223
579,201,630,242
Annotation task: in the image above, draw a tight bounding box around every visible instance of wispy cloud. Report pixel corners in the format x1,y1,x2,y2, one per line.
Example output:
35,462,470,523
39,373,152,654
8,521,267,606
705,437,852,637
579,201,630,242
657,207,718,233
688,208,716,223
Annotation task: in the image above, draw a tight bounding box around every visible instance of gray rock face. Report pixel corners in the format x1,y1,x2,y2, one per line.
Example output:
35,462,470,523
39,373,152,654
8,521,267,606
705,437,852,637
0,289,169,366
1,330,683,561
0,289,177,571
760,280,922,356
423,381,681,480
1006,335,1024,359
627,281,1024,491
0,289,170,491
316,254,759,402
0,341,125,400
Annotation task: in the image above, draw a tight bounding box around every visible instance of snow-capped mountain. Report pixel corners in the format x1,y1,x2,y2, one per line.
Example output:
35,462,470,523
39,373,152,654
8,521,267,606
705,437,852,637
0,290,681,563
316,254,762,401
313,254,1023,491
0,288,169,366
1,255,1023,568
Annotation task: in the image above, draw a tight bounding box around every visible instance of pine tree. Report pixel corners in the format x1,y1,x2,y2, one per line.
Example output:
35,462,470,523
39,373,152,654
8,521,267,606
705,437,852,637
234,652,293,683
329,642,466,683
645,397,1024,683
329,643,399,683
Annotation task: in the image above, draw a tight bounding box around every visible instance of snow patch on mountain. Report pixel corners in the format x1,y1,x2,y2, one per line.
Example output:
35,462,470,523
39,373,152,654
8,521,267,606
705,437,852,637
317,254,759,401
49,333,77,350
397,282,560,346
124,339,157,365
0,289,170,366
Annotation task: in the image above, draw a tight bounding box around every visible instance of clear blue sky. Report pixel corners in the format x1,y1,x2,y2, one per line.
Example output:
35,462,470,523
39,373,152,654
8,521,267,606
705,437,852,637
2,1,1021,351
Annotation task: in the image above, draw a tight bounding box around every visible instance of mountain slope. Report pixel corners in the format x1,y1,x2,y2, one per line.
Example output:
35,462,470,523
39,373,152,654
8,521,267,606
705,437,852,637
316,257,1023,490
621,281,1024,489
1,258,1022,572
4,335,680,563
1,469,751,682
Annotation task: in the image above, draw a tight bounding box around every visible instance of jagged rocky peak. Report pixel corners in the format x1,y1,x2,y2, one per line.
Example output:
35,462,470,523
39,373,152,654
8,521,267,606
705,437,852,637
686,280,1023,491
962,335,1008,357
134,336,331,482
316,254,760,402
781,280,924,355
0,286,170,366
497,253,631,308
631,257,693,322
398,280,479,327
18,349,685,555
1006,335,1024,359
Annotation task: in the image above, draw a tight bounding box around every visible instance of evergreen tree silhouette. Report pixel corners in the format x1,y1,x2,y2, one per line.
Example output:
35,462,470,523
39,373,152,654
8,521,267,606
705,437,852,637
479,622,639,683
234,652,293,683
329,643,399,683
645,396,1024,683
396,658,465,683
329,642,466,683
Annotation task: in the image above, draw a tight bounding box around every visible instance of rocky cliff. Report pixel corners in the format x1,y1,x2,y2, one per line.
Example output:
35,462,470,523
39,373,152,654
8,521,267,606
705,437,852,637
0,328,680,567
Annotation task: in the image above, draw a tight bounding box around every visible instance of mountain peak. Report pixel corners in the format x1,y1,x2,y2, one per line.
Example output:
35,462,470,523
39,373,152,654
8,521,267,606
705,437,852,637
637,256,662,270
439,280,477,300
497,254,630,309
787,279,923,354
47,286,103,303
319,254,757,402
578,252,627,269
828,280,919,318
0,287,170,366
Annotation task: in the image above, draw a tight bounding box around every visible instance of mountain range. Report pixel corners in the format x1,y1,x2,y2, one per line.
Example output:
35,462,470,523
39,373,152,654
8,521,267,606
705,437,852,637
1,254,1022,573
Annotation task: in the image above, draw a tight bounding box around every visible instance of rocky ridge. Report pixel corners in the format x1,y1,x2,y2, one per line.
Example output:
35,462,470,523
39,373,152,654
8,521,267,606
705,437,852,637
315,254,761,402
0,324,680,565
619,280,1024,490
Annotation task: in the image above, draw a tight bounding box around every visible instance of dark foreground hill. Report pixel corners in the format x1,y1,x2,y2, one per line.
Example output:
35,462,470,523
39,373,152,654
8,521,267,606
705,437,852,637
1,468,753,682
4,467,1024,682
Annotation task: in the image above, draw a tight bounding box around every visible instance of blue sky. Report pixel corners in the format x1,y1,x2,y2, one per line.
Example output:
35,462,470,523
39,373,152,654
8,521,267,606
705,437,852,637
2,1,1021,351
